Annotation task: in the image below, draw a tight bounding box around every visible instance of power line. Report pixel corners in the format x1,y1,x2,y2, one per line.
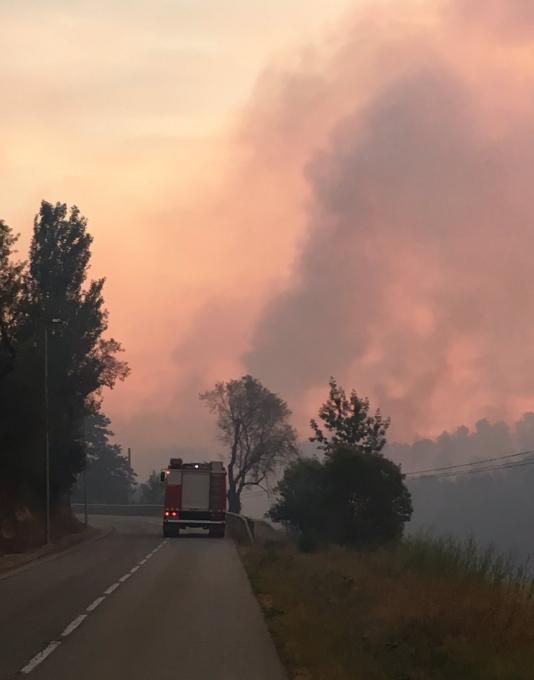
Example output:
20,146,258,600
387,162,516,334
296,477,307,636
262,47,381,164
409,456,534,481
405,448,534,477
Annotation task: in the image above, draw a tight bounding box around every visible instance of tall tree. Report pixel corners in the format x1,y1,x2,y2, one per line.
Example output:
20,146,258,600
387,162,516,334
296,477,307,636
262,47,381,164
310,377,390,455
72,410,136,504
0,221,23,380
201,375,298,513
0,221,27,519
1,201,129,512
26,201,129,505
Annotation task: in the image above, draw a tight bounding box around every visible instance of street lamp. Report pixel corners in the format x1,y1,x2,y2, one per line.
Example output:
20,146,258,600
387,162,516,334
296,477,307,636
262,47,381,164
44,317,62,545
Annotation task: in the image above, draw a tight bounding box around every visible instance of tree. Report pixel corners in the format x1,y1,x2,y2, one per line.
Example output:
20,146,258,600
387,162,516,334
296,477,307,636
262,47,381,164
26,201,129,505
72,410,136,504
267,457,326,548
310,377,389,455
269,444,413,548
0,221,26,521
139,471,165,505
0,201,129,517
200,375,298,513
0,221,23,380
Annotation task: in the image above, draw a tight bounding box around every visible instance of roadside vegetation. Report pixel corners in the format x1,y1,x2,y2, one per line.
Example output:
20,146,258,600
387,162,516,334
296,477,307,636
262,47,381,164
242,536,534,680
241,380,534,679
270,379,412,552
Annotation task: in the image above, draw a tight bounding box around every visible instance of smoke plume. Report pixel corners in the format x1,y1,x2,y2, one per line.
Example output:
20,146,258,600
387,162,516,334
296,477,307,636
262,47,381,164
242,0,534,440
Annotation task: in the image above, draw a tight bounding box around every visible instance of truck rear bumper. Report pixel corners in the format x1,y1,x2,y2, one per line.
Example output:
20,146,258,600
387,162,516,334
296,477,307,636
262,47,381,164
163,519,225,528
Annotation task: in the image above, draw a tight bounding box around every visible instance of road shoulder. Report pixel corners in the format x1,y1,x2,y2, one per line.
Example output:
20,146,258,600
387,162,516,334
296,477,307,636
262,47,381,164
0,525,113,581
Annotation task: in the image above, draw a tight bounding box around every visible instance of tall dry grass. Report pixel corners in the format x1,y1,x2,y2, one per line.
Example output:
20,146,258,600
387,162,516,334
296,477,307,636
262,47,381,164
241,535,534,679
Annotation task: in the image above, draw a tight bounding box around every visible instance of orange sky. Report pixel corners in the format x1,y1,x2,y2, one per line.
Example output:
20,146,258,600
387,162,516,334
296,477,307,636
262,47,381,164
3,0,534,478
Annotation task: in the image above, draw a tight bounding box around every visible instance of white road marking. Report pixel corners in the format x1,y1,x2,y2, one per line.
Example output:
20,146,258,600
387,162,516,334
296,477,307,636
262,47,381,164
86,596,105,612
105,582,120,595
21,642,61,674
61,614,87,637
19,539,166,673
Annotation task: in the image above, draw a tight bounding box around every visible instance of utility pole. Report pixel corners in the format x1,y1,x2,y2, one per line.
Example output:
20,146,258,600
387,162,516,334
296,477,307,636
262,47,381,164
83,418,88,527
43,317,62,545
44,324,51,545
127,448,132,504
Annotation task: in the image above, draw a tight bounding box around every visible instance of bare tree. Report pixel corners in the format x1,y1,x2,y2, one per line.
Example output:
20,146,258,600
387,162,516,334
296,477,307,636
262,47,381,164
200,375,298,513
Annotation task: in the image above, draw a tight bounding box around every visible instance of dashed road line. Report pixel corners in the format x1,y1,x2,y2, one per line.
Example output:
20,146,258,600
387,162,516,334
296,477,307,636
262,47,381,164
104,582,120,595
19,539,167,674
86,596,105,613
62,614,87,637
21,642,62,674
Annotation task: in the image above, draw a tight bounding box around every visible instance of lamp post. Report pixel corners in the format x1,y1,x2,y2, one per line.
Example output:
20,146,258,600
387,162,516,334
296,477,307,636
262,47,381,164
83,418,88,527
44,318,62,545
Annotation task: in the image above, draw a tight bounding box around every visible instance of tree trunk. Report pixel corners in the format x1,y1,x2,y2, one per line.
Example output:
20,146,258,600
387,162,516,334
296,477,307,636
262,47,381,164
227,486,242,514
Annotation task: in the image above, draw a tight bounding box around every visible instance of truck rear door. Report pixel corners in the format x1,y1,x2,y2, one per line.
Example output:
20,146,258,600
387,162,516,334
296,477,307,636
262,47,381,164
181,470,210,511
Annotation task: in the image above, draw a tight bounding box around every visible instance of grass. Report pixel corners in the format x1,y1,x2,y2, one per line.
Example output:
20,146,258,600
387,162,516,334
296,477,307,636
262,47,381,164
240,534,534,680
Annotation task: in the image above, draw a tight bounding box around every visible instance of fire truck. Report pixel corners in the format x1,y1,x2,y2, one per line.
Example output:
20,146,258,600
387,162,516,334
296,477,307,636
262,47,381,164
160,459,226,538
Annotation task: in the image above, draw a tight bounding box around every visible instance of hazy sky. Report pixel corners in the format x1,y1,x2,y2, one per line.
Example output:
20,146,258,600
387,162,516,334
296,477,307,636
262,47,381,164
3,0,534,478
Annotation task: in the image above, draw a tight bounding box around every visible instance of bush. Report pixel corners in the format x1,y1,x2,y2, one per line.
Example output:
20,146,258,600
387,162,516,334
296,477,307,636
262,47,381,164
269,444,412,548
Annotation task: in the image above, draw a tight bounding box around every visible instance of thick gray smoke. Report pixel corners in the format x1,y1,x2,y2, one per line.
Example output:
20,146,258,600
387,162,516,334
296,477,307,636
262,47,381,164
244,0,534,440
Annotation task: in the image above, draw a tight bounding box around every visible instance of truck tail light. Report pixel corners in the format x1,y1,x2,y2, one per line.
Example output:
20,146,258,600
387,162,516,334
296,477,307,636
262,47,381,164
164,511,170,517
171,511,177,517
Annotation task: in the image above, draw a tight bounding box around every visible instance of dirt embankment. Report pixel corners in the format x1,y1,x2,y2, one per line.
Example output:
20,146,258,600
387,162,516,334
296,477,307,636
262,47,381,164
0,503,84,555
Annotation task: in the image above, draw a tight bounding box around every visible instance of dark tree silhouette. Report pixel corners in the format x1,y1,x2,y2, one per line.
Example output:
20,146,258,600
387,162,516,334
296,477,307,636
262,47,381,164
0,201,129,533
139,471,165,505
72,410,136,504
201,375,297,513
0,221,23,380
270,444,412,548
311,377,389,455
25,201,130,504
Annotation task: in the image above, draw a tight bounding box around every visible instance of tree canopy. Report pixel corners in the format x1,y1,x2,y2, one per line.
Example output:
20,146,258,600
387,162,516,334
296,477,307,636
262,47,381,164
0,221,23,381
310,377,390,455
0,201,129,536
201,375,298,513
139,471,165,505
72,411,136,505
269,444,413,549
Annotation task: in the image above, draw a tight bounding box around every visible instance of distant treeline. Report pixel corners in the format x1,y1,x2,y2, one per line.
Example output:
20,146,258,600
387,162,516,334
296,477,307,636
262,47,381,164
386,415,534,560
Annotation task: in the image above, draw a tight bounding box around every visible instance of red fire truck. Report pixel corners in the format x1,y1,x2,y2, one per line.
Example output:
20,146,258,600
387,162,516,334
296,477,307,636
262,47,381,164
160,459,226,538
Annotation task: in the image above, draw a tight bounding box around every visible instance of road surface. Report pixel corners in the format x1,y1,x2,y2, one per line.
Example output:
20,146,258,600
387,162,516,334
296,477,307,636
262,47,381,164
0,516,286,680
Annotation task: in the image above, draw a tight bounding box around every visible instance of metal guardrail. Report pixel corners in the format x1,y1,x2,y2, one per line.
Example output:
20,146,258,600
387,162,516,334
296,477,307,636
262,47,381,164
72,504,256,544
226,512,255,545
71,503,161,516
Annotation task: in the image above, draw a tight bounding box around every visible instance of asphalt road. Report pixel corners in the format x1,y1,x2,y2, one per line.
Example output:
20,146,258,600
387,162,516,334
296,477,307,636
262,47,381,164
0,516,286,680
